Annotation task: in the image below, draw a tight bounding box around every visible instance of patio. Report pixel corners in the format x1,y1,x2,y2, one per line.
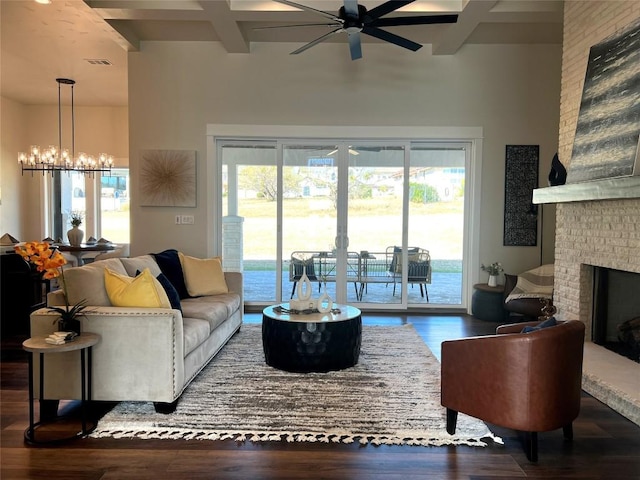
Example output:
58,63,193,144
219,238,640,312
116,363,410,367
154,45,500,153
240,259,463,307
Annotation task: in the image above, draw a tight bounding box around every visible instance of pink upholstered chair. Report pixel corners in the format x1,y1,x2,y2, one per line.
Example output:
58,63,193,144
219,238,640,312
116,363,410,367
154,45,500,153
441,320,585,461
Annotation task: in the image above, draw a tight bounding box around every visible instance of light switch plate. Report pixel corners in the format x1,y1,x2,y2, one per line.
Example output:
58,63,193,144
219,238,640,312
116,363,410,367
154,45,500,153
181,215,194,225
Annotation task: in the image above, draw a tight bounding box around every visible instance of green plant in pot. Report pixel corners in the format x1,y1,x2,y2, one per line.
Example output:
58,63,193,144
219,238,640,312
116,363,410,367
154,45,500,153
15,241,88,335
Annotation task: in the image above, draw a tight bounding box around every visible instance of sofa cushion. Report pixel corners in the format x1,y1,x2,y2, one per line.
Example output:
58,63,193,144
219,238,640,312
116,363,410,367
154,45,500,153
63,258,128,306
104,267,171,308
181,293,240,332
152,249,191,300
121,255,161,277
179,253,229,297
182,318,212,356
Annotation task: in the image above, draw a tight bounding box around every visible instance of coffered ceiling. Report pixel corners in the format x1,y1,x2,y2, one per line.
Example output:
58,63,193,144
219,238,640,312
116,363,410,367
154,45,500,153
0,0,563,107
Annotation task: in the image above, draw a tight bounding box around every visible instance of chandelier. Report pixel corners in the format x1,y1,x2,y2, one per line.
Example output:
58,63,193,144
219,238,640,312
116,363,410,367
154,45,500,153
18,78,113,176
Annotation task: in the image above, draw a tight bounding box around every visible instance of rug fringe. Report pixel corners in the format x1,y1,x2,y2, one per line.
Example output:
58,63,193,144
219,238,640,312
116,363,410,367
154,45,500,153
90,427,501,447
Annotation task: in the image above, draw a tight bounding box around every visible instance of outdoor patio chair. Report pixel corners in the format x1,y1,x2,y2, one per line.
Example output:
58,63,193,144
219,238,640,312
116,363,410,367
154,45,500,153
386,246,432,301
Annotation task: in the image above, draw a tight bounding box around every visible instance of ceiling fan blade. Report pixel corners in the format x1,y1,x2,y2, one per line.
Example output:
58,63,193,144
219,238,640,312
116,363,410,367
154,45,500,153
291,28,342,55
373,14,458,27
366,0,415,20
273,0,341,22
343,0,359,17
348,31,363,60
253,23,341,30
362,26,422,51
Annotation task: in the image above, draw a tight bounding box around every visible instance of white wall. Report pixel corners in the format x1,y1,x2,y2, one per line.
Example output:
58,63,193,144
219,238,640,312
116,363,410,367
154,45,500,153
128,41,561,278
0,96,27,240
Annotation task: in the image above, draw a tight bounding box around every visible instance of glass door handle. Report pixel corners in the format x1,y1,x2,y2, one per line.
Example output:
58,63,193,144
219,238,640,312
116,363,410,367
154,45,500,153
334,235,349,249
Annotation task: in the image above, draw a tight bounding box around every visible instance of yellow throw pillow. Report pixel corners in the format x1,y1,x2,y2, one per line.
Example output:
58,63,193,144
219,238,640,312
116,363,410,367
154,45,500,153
104,267,171,308
179,253,229,297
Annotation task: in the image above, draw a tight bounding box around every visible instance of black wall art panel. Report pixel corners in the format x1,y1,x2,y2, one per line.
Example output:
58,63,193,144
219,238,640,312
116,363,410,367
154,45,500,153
503,145,539,246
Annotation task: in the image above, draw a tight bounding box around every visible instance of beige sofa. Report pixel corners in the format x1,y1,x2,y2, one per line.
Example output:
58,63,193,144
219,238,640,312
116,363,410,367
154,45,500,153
29,253,243,413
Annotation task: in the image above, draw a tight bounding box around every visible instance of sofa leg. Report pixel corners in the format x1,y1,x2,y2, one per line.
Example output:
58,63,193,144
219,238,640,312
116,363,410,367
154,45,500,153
446,408,458,435
523,431,538,462
563,423,573,440
154,399,179,414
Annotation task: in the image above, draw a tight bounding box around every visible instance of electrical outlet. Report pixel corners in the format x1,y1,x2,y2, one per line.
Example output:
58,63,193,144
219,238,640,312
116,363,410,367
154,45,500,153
175,215,181,225
181,215,194,225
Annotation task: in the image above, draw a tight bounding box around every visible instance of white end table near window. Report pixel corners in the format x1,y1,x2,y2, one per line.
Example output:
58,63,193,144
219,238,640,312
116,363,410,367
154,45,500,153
22,332,100,444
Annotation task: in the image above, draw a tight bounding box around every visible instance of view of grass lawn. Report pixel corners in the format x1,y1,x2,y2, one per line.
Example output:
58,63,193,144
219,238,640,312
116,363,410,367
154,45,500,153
236,197,464,272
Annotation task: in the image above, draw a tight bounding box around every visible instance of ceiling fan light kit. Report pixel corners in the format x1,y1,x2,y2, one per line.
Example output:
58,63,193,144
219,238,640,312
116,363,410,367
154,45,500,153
268,0,458,60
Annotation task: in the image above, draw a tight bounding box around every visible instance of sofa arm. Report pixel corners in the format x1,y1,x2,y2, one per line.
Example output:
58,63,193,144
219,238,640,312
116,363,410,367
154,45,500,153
224,271,243,304
30,307,185,403
47,289,66,307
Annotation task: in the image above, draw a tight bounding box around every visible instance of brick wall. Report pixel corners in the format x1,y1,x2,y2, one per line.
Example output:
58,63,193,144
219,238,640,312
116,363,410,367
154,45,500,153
555,1,640,338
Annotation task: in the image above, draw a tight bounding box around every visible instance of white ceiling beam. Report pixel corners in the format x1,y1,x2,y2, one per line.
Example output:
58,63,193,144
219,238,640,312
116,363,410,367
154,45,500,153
432,0,498,55
199,0,249,54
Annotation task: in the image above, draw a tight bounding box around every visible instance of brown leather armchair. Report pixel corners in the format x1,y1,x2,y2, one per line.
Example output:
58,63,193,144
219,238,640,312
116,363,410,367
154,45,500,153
441,320,585,461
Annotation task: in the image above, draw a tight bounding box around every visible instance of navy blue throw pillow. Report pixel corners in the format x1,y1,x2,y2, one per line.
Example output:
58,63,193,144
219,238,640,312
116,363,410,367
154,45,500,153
136,270,182,312
521,316,557,333
151,249,190,300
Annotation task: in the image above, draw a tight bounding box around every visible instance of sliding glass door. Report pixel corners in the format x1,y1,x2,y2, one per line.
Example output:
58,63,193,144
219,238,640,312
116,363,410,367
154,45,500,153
346,144,405,306
218,137,469,310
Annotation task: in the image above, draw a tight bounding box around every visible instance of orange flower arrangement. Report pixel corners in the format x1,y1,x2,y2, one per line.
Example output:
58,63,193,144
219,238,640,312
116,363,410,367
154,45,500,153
15,241,87,330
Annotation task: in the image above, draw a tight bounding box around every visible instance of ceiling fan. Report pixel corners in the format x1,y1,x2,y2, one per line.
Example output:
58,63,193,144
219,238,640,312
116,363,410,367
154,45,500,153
261,0,458,60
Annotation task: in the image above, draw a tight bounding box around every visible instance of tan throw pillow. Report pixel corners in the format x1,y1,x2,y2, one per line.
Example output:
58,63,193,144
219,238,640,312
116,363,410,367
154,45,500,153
179,253,228,297
63,258,128,306
104,267,171,308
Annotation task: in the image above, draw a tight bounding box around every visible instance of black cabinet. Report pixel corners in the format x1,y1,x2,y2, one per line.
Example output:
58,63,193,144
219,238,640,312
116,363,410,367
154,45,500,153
1,254,50,335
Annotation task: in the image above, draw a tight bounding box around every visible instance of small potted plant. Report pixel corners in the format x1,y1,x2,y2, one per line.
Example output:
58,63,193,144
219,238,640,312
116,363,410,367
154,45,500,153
67,211,84,246
15,241,88,334
70,211,83,227
481,262,503,287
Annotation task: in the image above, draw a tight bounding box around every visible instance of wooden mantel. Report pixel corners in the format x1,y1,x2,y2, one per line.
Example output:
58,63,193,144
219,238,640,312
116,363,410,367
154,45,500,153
533,176,640,204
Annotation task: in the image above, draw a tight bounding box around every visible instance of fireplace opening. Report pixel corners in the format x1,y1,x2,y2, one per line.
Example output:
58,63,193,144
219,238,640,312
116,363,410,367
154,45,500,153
592,266,640,363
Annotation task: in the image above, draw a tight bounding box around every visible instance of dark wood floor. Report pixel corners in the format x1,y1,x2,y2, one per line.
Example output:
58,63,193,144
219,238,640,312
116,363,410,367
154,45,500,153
2,313,640,479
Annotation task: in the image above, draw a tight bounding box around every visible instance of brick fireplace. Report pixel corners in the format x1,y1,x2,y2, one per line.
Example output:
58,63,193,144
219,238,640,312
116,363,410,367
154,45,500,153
551,196,640,426
541,1,640,427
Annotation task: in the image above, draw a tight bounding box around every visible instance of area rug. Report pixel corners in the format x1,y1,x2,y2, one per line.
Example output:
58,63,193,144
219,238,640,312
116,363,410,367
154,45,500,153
91,324,501,447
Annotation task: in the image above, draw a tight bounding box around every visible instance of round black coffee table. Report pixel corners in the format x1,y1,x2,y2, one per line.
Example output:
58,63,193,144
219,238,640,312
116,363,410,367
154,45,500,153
262,303,362,373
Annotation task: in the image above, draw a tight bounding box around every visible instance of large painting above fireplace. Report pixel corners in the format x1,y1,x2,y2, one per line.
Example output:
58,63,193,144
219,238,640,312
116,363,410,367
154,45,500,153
567,18,640,184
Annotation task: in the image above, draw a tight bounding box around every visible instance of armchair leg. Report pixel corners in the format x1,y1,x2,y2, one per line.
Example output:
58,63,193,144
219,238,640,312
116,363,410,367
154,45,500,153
523,431,538,462
446,408,458,435
563,423,573,441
